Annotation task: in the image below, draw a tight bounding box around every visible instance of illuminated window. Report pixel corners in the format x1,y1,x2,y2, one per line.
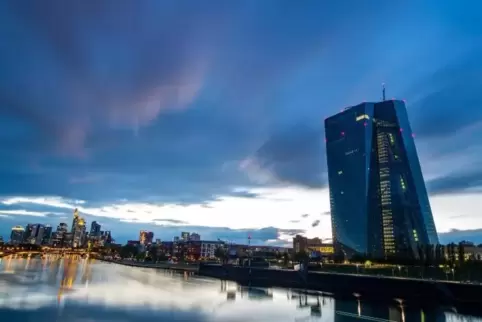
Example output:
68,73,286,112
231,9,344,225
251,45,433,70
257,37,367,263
356,114,370,121
338,170,343,175
400,176,406,191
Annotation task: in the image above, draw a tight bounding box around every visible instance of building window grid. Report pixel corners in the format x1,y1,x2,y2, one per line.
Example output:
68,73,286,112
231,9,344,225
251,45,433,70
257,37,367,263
377,129,396,255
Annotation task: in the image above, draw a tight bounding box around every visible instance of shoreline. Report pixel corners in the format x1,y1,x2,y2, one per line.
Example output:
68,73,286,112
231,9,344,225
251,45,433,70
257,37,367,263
102,259,482,310
101,259,199,272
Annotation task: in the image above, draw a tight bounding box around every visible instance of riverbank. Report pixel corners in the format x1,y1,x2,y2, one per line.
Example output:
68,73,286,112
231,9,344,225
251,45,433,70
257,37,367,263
102,259,199,272
198,263,482,308
102,259,482,309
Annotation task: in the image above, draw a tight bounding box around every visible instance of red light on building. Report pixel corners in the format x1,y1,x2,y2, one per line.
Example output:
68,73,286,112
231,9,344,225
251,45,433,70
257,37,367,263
363,122,367,127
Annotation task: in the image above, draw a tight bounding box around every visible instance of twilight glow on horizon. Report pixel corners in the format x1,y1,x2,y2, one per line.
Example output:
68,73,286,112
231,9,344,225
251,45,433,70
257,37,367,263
1,1,482,245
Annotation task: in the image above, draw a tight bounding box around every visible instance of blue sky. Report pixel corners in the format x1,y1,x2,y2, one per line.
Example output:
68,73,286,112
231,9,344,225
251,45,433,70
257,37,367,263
1,1,482,245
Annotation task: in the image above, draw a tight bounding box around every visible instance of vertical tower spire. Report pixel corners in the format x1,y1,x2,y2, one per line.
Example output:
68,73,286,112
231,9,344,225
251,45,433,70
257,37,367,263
382,83,386,101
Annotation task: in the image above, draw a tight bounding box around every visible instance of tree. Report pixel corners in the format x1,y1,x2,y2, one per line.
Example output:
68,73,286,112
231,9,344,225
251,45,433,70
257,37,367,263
282,252,290,267
294,251,310,263
136,252,146,261
215,246,227,263
119,244,138,259
458,242,465,266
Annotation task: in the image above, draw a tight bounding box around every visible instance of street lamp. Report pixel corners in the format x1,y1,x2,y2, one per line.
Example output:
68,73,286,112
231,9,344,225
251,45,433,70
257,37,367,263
356,263,360,274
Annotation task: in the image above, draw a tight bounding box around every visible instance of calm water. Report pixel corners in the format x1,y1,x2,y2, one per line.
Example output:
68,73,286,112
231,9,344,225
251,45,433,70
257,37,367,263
0,257,480,322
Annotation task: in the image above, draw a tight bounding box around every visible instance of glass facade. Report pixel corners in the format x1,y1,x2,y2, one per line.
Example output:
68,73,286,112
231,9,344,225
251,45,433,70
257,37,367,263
325,100,439,259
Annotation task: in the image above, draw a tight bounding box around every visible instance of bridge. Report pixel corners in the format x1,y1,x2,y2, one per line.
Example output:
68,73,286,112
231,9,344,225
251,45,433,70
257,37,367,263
0,246,97,258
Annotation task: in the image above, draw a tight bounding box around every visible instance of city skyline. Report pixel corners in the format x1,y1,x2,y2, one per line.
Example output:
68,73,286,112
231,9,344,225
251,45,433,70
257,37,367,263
1,2,482,245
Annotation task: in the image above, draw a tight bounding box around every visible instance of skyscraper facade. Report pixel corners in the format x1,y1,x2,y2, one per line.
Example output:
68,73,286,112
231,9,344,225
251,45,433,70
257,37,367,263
42,225,52,245
10,226,25,245
90,221,101,237
325,100,438,260
139,230,153,246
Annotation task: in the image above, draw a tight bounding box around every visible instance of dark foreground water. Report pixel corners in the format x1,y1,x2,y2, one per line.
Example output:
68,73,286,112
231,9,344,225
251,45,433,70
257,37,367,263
0,257,480,322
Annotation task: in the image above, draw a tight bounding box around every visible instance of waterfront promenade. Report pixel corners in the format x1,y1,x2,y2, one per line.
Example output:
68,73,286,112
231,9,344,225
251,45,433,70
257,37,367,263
101,258,482,308
103,259,199,272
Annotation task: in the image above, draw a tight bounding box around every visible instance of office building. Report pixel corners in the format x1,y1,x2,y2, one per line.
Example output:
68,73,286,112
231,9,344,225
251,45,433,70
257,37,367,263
181,232,190,242
139,230,154,246
10,226,25,245
189,233,201,241
90,221,101,237
30,224,45,245
71,209,86,248
325,99,439,260
42,225,52,245
51,223,69,247
71,208,80,233
24,224,34,243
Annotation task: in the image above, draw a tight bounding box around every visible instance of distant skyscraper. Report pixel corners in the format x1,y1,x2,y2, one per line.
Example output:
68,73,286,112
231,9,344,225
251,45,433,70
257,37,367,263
30,224,45,245
139,230,153,246
52,223,69,247
71,209,86,248
10,226,25,245
57,223,69,233
181,232,190,242
42,225,52,245
24,224,34,243
90,221,101,237
189,233,201,241
71,208,79,233
325,100,439,260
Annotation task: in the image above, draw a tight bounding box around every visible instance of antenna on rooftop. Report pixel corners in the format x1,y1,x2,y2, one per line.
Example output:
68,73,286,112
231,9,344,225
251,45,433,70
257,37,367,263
382,83,386,101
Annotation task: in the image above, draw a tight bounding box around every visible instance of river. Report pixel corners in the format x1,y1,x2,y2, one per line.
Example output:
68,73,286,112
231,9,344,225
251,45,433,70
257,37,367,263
0,257,480,322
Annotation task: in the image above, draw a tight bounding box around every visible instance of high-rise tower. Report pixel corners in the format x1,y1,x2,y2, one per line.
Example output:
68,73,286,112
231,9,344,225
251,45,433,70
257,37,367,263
324,100,438,260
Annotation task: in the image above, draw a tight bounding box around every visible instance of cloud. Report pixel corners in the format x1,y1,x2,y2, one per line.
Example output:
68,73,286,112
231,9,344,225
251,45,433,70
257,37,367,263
226,190,261,199
153,219,188,225
407,53,482,140
301,214,309,218
321,211,330,216
311,220,320,228
0,209,57,217
1,1,482,242
427,168,482,196
246,123,326,188
289,220,300,223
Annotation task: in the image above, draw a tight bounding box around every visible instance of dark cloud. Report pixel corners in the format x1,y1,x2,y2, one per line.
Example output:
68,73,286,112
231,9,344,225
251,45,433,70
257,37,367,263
251,123,325,188
439,229,482,245
0,1,399,205
427,168,482,196
289,220,300,223
153,219,188,225
407,52,482,139
301,214,309,218
226,191,261,199
277,228,305,237
311,220,320,227
321,211,330,216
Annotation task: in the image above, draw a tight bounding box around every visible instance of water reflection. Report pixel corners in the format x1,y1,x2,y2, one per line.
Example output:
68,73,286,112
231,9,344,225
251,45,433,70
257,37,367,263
0,257,481,322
